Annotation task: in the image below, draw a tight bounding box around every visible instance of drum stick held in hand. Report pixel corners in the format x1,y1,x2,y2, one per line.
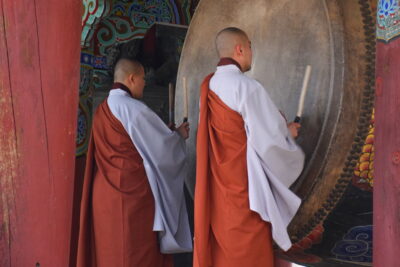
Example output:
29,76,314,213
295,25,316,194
183,77,188,122
168,82,175,126
295,65,312,123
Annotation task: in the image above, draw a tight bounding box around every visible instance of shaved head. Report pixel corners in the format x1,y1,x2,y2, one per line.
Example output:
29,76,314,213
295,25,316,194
113,58,146,99
113,58,143,82
215,27,249,58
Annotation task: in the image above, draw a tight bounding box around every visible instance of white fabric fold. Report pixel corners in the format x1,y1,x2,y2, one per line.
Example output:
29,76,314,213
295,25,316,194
210,65,305,251
107,89,192,253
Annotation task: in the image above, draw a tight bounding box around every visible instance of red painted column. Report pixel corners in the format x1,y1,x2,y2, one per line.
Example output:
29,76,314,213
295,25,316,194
374,3,400,265
69,156,87,267
0,0,80,266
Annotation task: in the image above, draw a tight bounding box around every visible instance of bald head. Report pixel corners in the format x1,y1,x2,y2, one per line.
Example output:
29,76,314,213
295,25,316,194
215,27,249,58
215,27,252,72
113,58,146,99
113,58,143,82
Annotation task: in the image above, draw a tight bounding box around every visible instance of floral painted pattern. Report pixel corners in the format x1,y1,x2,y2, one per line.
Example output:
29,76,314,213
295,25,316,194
377,0,400,42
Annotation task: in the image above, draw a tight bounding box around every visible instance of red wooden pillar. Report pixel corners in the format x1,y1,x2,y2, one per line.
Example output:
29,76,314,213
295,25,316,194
0,0,81,266
374,1,400,265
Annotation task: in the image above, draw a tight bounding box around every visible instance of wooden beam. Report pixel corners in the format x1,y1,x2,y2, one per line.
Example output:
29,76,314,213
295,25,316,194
0,0,80,265
374,25,400,267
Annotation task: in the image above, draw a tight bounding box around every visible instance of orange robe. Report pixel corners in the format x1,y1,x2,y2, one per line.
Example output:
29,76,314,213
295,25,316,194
194,74,274,267
77,100,173,267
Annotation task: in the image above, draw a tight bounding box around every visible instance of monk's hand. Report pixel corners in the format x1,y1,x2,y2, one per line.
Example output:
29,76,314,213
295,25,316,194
168,122,176,131
288,122,301,139
177,122,190,140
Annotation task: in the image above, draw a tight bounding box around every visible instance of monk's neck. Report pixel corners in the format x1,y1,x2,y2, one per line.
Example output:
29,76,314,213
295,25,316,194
112,82,134,98
217,57,243,72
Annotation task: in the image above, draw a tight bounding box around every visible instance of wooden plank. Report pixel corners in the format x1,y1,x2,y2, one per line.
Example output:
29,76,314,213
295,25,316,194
34,0,81,264
0,1,18,266
0,0,80,265
374,41,400,266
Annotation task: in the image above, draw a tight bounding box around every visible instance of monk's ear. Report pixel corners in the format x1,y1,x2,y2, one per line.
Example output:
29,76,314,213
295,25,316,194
128,73,136,85
234,44,243,56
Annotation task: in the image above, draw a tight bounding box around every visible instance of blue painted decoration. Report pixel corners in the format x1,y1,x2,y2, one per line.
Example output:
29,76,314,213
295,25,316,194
331,225,373,264
377,0,400,42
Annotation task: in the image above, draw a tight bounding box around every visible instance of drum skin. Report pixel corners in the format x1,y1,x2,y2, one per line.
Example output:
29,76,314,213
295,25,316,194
176,0,375,265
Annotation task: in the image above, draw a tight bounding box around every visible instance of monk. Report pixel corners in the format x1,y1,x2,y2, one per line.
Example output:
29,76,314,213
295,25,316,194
194,27,305,267
77,58,192,267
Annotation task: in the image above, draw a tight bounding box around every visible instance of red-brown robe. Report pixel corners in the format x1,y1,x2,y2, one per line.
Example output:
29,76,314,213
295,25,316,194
194,74,274,267
76,99,173,267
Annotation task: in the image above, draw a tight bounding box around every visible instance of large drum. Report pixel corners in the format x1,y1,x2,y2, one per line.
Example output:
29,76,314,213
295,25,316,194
176,0,375,266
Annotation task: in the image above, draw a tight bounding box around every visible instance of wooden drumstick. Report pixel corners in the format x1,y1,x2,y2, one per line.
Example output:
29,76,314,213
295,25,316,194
294,65,312,123
168,82,175,127
183,77,188,122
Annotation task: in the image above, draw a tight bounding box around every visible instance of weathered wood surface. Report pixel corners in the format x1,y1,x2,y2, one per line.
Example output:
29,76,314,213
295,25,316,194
374,38,400,267
0,0,81,266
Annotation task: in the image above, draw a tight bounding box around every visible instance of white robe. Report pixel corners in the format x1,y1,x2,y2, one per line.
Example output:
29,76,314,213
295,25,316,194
210,64,305,251
107,89,192,253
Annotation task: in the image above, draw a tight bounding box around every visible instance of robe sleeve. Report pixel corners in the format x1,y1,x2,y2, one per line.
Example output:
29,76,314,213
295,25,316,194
240,81,305,188
239,81,305,251
108,95,192,253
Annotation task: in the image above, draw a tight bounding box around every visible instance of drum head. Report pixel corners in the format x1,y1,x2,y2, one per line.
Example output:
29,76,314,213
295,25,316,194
176,0,374,243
